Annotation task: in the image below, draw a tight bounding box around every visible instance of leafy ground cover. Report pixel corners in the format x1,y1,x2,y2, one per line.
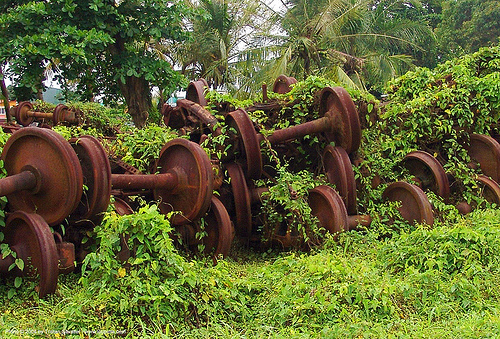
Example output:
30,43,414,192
1,208,500,338
1,46,500,338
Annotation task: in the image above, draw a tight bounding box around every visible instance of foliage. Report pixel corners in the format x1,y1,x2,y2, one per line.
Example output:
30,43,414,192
253,0,434,93
354,45,500,213
436,0,500,61
0,0,192,127
104,125,180,172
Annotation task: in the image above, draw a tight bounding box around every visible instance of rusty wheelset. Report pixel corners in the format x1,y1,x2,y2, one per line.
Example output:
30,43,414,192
14,101,82,127
224,86,362,179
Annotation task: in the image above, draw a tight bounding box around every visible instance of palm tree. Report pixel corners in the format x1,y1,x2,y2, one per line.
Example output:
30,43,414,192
254,0,434,91
173,0,264,90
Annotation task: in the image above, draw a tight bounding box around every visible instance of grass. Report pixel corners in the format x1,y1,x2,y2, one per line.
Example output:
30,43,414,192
1,209,500,338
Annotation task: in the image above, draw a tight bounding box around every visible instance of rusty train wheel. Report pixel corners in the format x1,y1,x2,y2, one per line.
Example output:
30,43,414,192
382,181,434,225
467,134,500,183
4,211,59,298
15,101,34,127
198,196,234,258
272,75,297,94
476,175,500,205
52,104,68,125
308,185,348,235
319,87,361,154
404,150,450,201
69,135,112,225
1,128,83,226
186,78,209,107
322,145,358,214
225,162,253,238
225,109,263,179
155,138,214,225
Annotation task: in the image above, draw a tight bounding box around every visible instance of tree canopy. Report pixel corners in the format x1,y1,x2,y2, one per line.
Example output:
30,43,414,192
0,0,192,127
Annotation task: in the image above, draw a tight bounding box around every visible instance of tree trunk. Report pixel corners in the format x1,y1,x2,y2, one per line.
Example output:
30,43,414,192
118,75,151,128
0,67,12,122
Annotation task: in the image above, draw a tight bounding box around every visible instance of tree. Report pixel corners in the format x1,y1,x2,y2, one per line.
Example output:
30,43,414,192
0,0,191,127
255,0,434,92
435,0,500,61
172,0,263,91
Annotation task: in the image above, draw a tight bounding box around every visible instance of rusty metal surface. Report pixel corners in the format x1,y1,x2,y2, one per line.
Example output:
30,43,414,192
404,150,450,201
308,185,348,235
3,211,59,298
323,145,358,214
54,232,76,274
15,101,35,126
175,99,221,136
467,134,500,183
225,163,253,238
53,104,68,125
1,128,83,225
382,181,434,226
476,175,500,205
225,109,263,179
197,196,234,258
272,75,297,94
186,78,209,106
154,138,214,225
69,135,112,225
319,87,361,154
113,197,135,216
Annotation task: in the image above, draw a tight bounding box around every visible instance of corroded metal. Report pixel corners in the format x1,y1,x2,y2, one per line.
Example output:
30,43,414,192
15,101,81,127
1,128,83,225
404,150,450,201
186,78,209,106
225,163,253,238
225,109,263,179
195,196,234,258
272,75,297,94
154,138,214,225
308,185,348,235
323,145,357,214
476,175,500,205
223,86,361,179
69,136,112,225
319,87,361,154
0,211,59,298
382,181,434,225
467,134,500,183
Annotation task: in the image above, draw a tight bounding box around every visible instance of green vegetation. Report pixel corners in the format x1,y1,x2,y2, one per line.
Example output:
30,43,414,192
1,208,500,337
1,45,500,338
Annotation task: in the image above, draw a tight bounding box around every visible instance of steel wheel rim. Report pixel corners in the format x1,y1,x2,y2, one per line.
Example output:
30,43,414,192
1,128,83,225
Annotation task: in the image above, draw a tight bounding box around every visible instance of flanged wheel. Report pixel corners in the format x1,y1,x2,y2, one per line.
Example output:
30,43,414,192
308,185,348,235
15,101,35,127
186,78,209,106
197,196,234,258
322,145,357,214
155,138,214,225
319,87,361,154
225,163,253,238
225,109,263,179
52,104,69,125
3,211,59,298
272,75,297,94
1,128,83,225
476,175,500,205
69,135,112,225
382,181,434,225
467,134,500,183
404,150,450,201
